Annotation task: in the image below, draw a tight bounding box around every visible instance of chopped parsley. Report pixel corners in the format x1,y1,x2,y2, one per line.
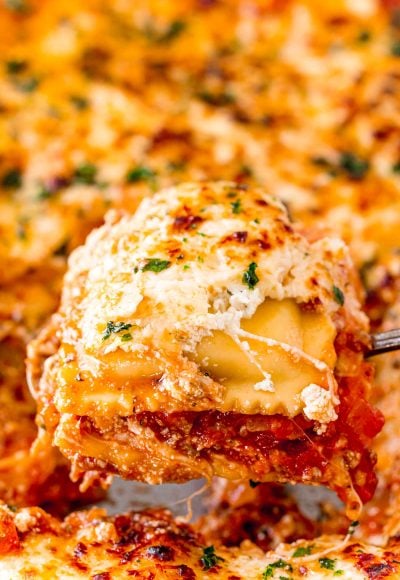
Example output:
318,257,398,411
1,168,22,189
249,479,260,488
102,321,132,341
319,557,336,570
126,165,156,185
73,163,97,185
263,559,293,578
239,164,253,177
392,162,400,174
159,20,186,43
391,40,400,57
142,258,171,273
120,333,133,342
242,262,259,290
357,30,371,43
16,217,28,240
339,152,369,180
53,239,69,257
197,90,236,107
167,160,186,172
70,95,89,110
333,285,345,306
200,546,224,570
231,199,242,214
37,184,52,200
334,571,344,576
292,545,313,558
5,0,28,11
311,156,332,168
6,59,27,74
15,76,39,93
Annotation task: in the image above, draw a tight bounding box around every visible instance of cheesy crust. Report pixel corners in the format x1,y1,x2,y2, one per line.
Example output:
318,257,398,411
29,182,382,515
1,503,400,579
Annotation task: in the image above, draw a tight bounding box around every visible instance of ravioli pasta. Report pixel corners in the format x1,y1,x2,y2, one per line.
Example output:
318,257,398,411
29,182,383,516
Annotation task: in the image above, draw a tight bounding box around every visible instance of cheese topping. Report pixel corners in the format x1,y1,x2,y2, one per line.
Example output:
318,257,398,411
52,181,365,420
301,383,339,424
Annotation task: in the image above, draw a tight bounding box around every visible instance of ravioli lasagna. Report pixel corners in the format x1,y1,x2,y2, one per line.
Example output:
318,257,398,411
29,181,383,516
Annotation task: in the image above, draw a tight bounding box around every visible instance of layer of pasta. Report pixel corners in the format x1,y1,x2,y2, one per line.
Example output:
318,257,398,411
29,182,383,516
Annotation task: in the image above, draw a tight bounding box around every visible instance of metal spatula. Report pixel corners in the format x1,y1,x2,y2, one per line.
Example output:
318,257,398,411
366,329,400,358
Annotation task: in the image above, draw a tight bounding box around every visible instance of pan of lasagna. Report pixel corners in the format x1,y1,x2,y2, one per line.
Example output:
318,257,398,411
1,0,400,578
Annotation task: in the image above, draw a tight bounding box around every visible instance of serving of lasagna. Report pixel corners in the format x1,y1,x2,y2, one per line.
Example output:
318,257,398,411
29,181,383,516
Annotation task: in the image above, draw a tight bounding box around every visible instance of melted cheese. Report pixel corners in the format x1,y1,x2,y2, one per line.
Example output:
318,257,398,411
1,503,400,580
48,181,361,420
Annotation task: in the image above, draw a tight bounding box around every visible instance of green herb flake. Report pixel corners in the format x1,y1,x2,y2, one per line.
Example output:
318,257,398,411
6,59,27,74
159,20,186,43
392,162,400,174
339,152,369,180
240,164,253,177
249,479,260,488
183,264,190,270
53,239,69,257
142,258,171,273
292,545,313,558
120,333,133,342
334,571,344,577
1,168,22,189
333,285,345,306
16,219,28,240
70,95,89,110
357,30,371,43
16,76,39,93
200,546,224,570
319,558,336,571
263,559,293,579
73,163,97,185
102,321,132,341
231,199,242,214
37,184,52,201
5,0,27,11
126,165,156,184
197,90,236,107
311,156,332,168
391,40,400,57
242,262,259,290
167,160,186,172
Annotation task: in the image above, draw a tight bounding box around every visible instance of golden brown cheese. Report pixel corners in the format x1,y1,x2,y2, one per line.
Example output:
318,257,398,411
29,182,382,516
0,0,400,288
1,0,400,549
1,503,400,579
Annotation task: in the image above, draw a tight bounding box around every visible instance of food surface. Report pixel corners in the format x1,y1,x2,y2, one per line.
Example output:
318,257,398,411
1,0,400,572
29,181,382,516
1,503,400,579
